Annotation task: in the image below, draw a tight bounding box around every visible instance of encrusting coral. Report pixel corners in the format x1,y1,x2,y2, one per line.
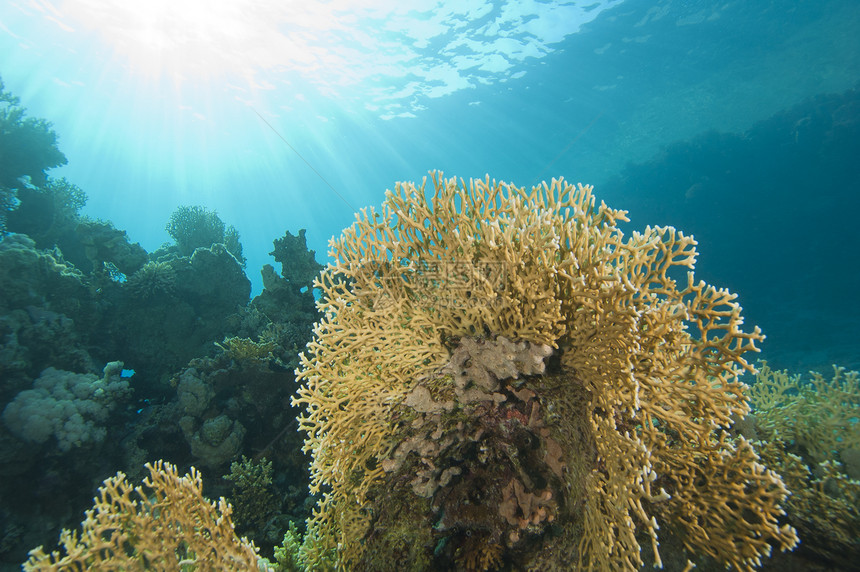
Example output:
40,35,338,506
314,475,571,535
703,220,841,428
23,460,265,571
293,172,798,570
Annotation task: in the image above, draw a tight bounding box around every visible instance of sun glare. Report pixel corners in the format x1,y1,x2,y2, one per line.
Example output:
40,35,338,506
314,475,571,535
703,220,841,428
41,0,624,116
70,0,325,85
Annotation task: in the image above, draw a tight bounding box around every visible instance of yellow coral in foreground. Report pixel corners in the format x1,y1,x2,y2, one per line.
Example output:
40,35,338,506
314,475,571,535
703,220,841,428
294,173,797,570
24,460,263,571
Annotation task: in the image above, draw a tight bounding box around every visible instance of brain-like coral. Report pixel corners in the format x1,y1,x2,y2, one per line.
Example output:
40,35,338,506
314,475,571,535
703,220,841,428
294,173,797,570
2,362,130,451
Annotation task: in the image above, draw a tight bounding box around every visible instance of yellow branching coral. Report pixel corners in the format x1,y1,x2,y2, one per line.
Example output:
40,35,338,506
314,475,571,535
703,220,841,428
24,460,264,571
747,363,860,564
748,362,860,464
216,336,279,362
293,172,798,570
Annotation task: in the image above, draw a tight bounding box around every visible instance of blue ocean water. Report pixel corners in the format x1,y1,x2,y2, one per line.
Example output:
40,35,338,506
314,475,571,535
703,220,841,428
2,0,857,367
1,0,859,567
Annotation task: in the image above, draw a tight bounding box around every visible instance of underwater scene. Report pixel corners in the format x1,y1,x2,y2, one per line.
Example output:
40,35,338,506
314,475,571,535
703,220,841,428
1,0,859,570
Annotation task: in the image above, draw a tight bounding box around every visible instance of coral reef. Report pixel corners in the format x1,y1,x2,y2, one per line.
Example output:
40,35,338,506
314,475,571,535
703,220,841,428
294,173,798,570
225,456,278,532
4,74,856,570
73,218,148,277
162,344,314,556
270,228,324,293
0,76,67,190
239,229,322,376
108,242,252,390
271,521,305,572
23,460,265,570
216,336,280,362
5,178,86,251
743,363,860,567
2,362,130,451
165,204,245,265
0,233,89,319
125,260,177,300
0,184,16,233
0,234,95,385
1,79,322,566
171,348,298,470
747,363,860,468
180,413,247,469
251,230,321,346
3,174,148,284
